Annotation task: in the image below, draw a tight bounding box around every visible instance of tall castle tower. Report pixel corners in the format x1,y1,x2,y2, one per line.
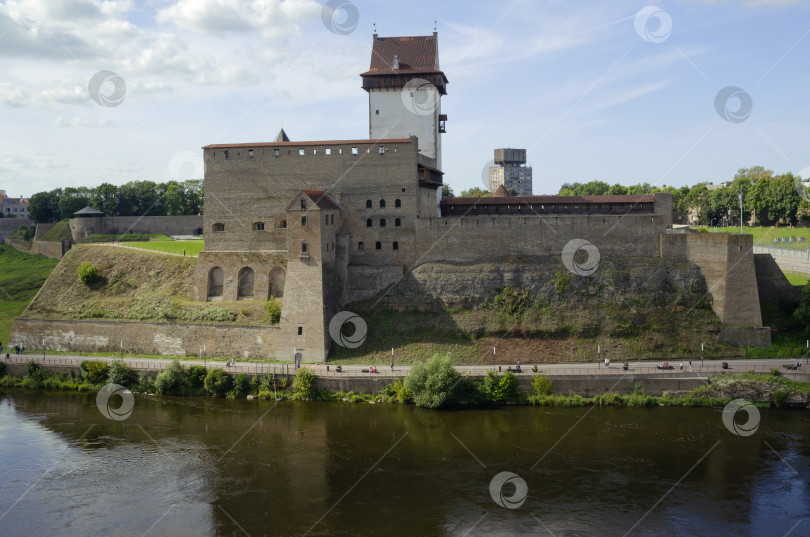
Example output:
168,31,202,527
361,32,448,169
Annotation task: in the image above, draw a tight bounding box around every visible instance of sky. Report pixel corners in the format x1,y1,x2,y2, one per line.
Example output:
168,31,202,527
1,0,810,198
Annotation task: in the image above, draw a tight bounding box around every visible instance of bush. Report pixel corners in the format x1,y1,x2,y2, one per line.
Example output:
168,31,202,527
593,392,623,405
77,261,100,285
265,298,282,324
290,368,316,400
186,365,207,393
81,360,109,384
154,359,187,395
206,307,236,322
228,373,252,399
477,371,520,403
526,374,553,405
108,360,137,387
204,368,232,397
137,370,155,393
403,354,460,409
625,383,657,407
771,389,788,407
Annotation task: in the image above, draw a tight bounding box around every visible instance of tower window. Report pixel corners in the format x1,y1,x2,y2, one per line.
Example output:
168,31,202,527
277,219,287,229
366,218,372,227
252,222,265,231
375,241,382,250
379,146,385,155
358,242,364,250
301,216,307,227
379,199,386,208
380,219,386,227
351,147,358,155
375,109,379,115
301,242,308,253
273,149,279,157
366,200,372,208
212,223,225,232
395,218,401,227
330,215,334,225
393,241,399,250
299,148,305,156
223,150,229,160
300,199,306,210
297,326,303,335
248,149,254,158
395,199,401,208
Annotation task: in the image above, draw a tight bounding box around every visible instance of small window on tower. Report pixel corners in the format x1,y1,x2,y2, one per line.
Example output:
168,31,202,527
366,200,372,208
297,326,303,335
325,148,331,155
273,149,279,157
366,218,372,227
299,148,305,156
375,109,379,115
395,218,401,227
301,216,307,227
395,199,401,208
375,241,382,250
351,147,358,155
393,242,399,250
380,219,386,227
248,149,254,158
252,222,265,231
224,150,229,160
358,242,364,250
300,199,306,210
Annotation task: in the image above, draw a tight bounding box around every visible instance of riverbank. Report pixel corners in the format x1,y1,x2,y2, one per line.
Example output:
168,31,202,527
2,355,808,408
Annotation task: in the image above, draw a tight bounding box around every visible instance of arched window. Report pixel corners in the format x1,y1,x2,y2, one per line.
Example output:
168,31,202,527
395,218,401,227
395,199,401,208
379,199,386,208
366,218,372,227
207,267,224,298
375,241,382,250
301,242,308,254
380,218,386,227
393,241,399,250
269,267,285,298
366,200,372,208
237,267,254,298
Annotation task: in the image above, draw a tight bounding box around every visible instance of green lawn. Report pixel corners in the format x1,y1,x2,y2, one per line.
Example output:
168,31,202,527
785,272,810,286
692,225,810,248
0,245,59,346
123,239,204,257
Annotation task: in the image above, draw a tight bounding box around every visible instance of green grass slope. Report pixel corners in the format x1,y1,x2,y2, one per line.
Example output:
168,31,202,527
20,245,274,325
0,245,59,346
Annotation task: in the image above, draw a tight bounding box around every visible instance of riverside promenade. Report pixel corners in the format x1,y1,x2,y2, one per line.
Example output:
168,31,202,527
4,353,807,379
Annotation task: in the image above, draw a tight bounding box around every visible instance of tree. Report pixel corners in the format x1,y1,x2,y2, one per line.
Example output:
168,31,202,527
27,189,61,223
441,184,454,198
90,183,119,216
767,174,801,225
403,354,460,409
793,283,810,337
58,186,91,220
459,187,491,198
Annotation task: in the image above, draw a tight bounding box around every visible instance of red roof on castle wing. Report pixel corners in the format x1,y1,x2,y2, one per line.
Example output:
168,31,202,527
361,35,444,76
442,194,655,205
302,190,340,210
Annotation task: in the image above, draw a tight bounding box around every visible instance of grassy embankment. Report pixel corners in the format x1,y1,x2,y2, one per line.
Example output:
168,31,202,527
691,224,810,248
0,245,59,346
19,245,279,340
78,232,204,257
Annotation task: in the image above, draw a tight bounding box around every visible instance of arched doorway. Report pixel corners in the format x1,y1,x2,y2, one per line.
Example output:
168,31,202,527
208,267,224,298
269,267,286,298
237,267,254,298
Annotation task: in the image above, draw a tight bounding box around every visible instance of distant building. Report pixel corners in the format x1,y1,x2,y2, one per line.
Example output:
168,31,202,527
0,190,30,218
488,149,532,196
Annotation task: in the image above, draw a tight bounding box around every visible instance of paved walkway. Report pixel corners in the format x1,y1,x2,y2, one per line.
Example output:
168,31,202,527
4,353,807,379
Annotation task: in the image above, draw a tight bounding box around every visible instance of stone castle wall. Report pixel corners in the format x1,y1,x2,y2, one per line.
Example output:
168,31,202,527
69,215,202,242
10,318,279,359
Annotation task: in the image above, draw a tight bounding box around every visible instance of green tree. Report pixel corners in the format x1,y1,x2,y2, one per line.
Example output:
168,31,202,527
58,187,91,220
27,189,62,223
154,359,187,395
793,283,810,337
459,187,491,198
403,354,460,409
768,174,801,225
90,183,119,216
441,184,454,198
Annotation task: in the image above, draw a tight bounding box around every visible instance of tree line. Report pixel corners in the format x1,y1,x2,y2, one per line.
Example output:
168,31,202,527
444,166,809,226
27,180,203,223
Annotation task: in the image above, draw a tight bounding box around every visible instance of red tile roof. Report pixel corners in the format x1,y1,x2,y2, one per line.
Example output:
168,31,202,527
361,34,442,76
442,194,655,205
302,190,340,210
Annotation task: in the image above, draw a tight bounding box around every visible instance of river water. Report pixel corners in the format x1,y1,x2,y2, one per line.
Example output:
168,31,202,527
0,389,808,537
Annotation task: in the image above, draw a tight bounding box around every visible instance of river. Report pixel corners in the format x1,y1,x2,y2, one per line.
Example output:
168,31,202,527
0,389,808,536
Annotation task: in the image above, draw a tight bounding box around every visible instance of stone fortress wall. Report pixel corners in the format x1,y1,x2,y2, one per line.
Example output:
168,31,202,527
69,215,203,242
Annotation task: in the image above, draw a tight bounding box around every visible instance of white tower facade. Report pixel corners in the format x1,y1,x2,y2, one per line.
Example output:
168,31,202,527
361,32,448,169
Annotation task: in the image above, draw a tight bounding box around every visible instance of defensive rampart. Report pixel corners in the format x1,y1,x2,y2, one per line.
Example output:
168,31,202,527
69,215,203,242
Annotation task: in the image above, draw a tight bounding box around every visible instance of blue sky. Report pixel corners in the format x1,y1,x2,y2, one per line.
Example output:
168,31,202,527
1,0,809,197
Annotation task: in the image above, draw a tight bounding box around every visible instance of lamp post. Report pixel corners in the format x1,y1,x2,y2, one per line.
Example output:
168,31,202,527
493,346,496,370
701,343,704,370
598,344,601,369
391,347,394,372
203,343,206,369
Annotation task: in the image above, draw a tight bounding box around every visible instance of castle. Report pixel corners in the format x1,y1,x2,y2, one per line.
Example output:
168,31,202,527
191,31,772,361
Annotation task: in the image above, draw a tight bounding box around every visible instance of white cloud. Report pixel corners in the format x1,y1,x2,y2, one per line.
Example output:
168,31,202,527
155,0,321,38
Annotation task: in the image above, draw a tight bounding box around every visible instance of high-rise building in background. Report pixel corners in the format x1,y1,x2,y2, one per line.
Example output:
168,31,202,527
488,149,532,196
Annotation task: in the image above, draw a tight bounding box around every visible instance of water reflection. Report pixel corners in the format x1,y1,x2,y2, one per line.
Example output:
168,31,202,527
0,390,808,537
